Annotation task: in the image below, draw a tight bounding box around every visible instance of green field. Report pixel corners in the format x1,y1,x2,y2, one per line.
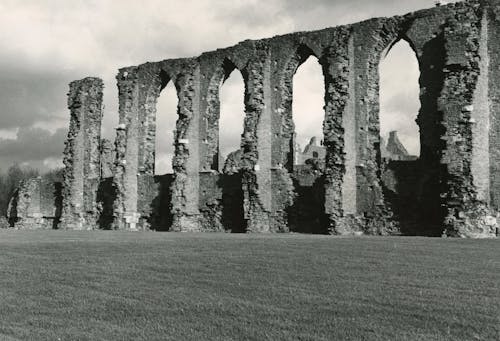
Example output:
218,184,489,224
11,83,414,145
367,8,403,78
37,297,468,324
0,231,498,340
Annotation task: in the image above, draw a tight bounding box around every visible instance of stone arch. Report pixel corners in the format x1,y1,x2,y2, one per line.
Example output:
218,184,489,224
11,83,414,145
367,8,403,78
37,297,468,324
279,44,323,171
219,67,246,171
279,43,328,233
147,69,179,230
379,36,421,158
218,61,246,232
198,57,247,232
292,54,325,166
203,58,246,172
205,58,246,173
380,35,420,63
378,32,448,236
159,69,172,91
155,69,178,175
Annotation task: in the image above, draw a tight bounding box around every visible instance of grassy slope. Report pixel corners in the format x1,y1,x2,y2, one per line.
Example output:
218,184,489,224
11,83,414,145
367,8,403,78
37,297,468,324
0,231,498,341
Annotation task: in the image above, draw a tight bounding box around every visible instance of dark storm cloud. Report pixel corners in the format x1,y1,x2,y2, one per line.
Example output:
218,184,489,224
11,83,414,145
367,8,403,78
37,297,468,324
0,65,73,129
0,127,66,162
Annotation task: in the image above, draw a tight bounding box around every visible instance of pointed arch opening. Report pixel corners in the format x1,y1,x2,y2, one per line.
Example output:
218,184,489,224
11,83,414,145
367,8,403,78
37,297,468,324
218,62,246,172
379,38,438,235
217,60,246,233
155,79,177,176
292,54,325,168
151,71,178,231
288,49,327,234
379,39,420,160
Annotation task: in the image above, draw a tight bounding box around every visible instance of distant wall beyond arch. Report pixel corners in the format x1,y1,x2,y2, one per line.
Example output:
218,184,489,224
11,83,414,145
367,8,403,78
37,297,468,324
379,39,420,159
219,68,245,171
292,55,325,166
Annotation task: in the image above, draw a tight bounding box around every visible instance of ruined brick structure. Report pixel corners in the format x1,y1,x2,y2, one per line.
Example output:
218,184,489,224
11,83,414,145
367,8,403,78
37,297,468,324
7,0,500,237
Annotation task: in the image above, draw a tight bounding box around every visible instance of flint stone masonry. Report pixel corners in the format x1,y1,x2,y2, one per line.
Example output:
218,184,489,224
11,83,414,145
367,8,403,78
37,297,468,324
7,0,500,238
100,138,115,179
7,177,62,230
59,77,104,230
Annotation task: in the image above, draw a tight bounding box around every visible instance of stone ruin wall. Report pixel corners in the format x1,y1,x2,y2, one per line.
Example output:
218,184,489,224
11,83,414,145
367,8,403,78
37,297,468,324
59,77,104,230
7,177,61,230
7,0,500,237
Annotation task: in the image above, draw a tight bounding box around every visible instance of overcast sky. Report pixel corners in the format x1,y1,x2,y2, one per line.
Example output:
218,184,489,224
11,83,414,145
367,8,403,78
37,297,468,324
0,0,457,173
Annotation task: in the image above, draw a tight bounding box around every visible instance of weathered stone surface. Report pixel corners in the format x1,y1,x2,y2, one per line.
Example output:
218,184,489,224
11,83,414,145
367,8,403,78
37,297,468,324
7,177,62,230
100,138,115,179
59,77,104,230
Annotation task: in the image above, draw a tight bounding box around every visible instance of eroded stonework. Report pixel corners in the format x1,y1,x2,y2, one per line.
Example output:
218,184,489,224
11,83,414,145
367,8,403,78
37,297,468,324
7,177,61,230
8,0,500,238
60,77,104,230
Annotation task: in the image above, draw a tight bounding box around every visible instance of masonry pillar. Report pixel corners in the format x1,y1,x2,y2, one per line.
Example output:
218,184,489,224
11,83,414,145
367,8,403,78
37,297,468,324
261,41,303,233
112,66,163,230
319,29,353,234
341,20,401,235
239,42,274,232
196,57,236,232
113,68,141,230
170,62,202,231
484,0,500,222
60,77,103,230
440,4,497,237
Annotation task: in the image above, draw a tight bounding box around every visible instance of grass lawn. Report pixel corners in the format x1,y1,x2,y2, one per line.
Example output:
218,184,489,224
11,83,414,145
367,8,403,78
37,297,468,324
0,231,498,340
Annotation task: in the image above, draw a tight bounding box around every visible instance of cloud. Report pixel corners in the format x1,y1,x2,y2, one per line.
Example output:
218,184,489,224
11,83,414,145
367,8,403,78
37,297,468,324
0,127,67,169
0,66,71,130
279,0,460,31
